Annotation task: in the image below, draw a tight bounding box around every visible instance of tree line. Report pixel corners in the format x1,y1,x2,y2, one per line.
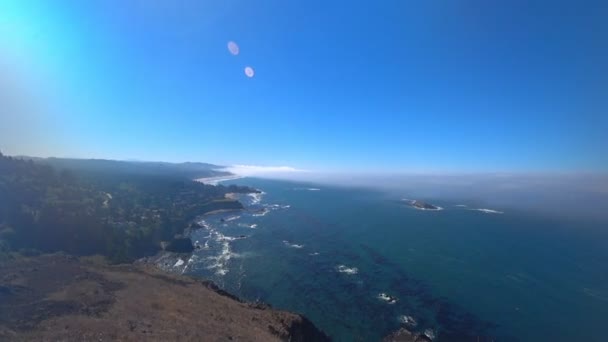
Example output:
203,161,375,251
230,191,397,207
0,152,256,263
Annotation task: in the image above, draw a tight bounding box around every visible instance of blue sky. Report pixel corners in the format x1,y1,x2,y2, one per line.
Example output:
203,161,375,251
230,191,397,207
1,0,606,172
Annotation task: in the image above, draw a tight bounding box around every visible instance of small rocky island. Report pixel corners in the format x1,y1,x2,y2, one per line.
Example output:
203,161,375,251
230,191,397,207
406,200,442,211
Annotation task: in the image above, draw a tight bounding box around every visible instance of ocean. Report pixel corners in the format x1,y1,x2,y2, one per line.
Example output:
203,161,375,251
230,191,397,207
178,178,608,341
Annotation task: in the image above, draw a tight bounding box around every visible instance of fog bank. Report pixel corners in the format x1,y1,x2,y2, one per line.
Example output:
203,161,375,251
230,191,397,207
226,166,608,223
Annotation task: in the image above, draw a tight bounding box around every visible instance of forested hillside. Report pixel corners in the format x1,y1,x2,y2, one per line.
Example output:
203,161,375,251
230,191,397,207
0,152,255,262
21,156,231,180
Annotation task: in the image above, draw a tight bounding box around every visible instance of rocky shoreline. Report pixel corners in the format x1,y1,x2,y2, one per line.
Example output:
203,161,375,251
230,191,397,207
135,252,437,342
383,328,433,342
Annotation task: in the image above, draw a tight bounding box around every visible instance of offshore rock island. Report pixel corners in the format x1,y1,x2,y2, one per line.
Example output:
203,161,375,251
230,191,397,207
405,200,442,211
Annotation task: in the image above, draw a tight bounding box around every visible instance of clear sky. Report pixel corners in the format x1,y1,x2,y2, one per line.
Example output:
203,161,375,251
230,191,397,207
1,0,607,172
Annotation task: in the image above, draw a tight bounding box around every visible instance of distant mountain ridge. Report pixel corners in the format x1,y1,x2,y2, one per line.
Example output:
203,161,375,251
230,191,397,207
15,156,231,180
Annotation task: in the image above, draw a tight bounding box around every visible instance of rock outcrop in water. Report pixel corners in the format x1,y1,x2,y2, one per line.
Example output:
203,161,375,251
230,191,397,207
383,328,432,342
0,254,330,341
409,200,440,210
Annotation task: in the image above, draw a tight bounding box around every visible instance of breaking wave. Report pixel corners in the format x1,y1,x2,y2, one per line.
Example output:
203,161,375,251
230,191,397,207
470,208,504,214
283,240,304,249
378,292,398,304
336,265,358,275
398,315,418,327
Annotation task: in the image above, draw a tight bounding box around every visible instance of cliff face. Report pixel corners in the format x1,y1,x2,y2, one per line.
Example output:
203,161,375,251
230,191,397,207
0,254,330,342
383,328,432,342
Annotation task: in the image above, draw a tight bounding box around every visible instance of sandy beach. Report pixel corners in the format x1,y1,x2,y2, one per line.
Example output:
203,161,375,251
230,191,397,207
195,175,244,185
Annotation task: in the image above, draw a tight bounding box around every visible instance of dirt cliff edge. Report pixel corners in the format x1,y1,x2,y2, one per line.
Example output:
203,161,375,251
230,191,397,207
0,254,330,341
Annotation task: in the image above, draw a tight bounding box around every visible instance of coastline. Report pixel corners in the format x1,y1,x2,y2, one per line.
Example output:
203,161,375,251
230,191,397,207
117,182,503,341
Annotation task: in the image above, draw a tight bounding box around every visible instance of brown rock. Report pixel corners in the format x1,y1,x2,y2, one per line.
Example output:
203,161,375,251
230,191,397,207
384,328,433,342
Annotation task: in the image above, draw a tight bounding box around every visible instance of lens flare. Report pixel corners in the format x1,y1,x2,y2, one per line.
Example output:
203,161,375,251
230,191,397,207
227,41,239,55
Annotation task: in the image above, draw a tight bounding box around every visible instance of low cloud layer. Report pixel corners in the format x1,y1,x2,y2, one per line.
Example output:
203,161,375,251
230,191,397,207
225,164,306,177
223,168,608,223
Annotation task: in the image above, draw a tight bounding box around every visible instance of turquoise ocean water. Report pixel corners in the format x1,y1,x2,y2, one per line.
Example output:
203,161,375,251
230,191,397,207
184,178,608,341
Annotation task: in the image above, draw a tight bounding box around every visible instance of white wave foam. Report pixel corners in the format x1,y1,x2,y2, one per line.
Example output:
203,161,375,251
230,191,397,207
206,240,234,276
265,203,291,211
194,240,208,249
411,206,444,211
182,255,199,274
197,223,247,276
216,232,248,242
378,293,398,304
294,187,321,191
454,204,468,207
197,219,212,229
309,252,320,256
398,315,418,327
470,208,504,214
248,192,264,205
283,240,304,249
252,208,269,217
336,265,358,275
224,215,241,222
424,329,436,340
174,259,185,267
217,234,237,241
250,203,290,217
238,223,258,229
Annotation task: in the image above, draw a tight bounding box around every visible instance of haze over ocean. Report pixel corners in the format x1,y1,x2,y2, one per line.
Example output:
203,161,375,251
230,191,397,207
168,177,608,341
